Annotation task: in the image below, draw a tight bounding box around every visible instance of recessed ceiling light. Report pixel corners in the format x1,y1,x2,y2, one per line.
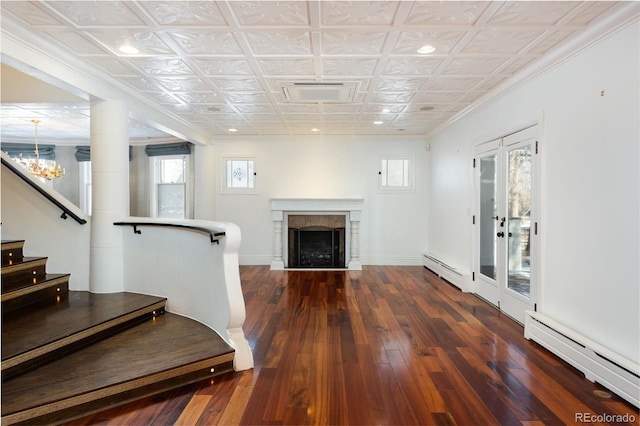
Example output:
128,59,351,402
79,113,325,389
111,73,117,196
420,106,435,111
417,45,435,54
382,108,391,113
311,128,320,132
228,128,238,132
207,106,221,112
118,44,139,54
373,121,383,125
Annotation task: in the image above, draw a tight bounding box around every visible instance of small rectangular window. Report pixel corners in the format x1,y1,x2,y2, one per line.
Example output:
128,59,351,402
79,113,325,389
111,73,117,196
379,156,414,192
222,157,257,194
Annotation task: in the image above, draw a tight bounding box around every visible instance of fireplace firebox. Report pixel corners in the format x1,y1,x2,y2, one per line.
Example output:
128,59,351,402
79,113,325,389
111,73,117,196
289,226,345,268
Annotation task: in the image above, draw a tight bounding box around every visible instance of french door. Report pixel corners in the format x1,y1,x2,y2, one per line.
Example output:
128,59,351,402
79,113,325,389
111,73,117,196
474,125,539,323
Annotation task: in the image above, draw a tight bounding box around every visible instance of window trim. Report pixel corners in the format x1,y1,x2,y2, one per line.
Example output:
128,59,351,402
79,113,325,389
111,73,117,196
221,156,258,195
150,154,190,218
377,155,415,193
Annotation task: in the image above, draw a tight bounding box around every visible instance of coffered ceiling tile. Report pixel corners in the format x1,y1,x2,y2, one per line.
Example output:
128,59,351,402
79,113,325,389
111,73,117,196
85,57,136,76
421,77,481,91
412,91,461,104
441,57,507,76
46,1,145,26
242,113,282,122
366,104,405,113
86,30,174,55
233,104,277,114
528,30,579,55
228,1,309,26
212,78,263,92
139,91,183,105
174,92,222,104
455,91,488,104
155,77,212,92
119,76,162,91
2,1,65,26
224,92,270,104
394,30,465,54
322,104,363,114
376,78,426,92
245,30,312,55
257,59,315,76
322,58,378,76
322,30,387,55
284,113,322,122
168,31,243,55
137,1,227,26
323,114,360,122
382,58,443,76
462,29,544,54
498,56,537,76
43,30,106,55
125,58,195,75
321,1,400,25
279,104,319,113
405,1,491,25
568,2,616,26
488,2,579,26
192,59,253,76
369,92,414,103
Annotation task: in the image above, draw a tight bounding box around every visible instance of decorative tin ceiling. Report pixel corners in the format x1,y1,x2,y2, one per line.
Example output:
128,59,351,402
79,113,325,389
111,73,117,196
0,1,629,142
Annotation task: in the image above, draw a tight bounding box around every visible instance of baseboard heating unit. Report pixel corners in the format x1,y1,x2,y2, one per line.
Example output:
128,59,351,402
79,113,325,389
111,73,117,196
524,311,639,407
422,253,470,292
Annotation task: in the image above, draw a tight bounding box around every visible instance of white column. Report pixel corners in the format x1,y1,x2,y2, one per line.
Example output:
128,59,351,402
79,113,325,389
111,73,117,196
271,210,285,270
348,210,362,270
90,99,129,293
194,144,216,220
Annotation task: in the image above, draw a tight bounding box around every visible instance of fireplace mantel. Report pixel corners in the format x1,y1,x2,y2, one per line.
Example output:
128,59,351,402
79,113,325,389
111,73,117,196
270,198,363,270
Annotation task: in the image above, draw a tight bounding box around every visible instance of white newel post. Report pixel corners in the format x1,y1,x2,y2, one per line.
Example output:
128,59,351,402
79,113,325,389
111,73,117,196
271,209,285,270
348,210,362,270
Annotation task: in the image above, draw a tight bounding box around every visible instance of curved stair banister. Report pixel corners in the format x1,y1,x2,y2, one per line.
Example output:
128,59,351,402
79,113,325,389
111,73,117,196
1,152,87,225
114,216,254,371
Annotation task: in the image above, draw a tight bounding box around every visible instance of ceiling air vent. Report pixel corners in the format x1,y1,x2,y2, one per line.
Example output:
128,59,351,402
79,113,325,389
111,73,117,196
282,82,357,103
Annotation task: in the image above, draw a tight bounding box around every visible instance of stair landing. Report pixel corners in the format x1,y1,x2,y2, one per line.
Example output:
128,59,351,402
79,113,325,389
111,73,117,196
2,312,234,425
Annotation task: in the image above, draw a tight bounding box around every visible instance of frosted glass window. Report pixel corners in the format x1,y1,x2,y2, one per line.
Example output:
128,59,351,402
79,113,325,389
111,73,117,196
152,155,188,218
222,157,257,194
379,157,413,191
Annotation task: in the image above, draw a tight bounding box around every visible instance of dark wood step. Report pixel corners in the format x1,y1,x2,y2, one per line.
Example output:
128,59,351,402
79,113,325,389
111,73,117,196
2,291,166,378
1,312,235,426
1,240,25,264
2,273,70,313
2,257,48,290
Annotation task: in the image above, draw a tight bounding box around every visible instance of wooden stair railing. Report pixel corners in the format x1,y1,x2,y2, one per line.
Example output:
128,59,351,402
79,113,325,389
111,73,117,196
1,239,235,425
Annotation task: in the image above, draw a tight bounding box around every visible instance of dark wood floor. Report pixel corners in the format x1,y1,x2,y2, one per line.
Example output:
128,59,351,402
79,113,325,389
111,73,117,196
69,266,639,425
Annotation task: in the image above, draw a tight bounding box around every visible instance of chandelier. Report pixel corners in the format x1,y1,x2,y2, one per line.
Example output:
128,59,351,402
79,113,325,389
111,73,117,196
16,119,64,180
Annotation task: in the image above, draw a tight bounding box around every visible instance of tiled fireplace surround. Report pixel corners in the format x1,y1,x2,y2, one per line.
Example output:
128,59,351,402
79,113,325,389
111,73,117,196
270,198,364,270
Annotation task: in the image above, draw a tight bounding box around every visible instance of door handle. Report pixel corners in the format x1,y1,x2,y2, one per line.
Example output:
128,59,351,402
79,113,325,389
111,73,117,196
497,232,504,238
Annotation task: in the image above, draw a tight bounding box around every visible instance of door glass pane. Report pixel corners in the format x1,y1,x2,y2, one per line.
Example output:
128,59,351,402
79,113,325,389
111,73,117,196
507,146,532,297
479,155,497,280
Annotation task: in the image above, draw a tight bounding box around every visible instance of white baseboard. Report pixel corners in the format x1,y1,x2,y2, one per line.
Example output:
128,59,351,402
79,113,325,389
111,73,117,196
525,311,640,408
422,253,471,291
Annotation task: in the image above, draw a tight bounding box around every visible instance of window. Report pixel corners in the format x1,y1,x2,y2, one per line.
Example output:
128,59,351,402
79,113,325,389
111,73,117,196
378,156,414,192
151,155,188,218
222,157,257,194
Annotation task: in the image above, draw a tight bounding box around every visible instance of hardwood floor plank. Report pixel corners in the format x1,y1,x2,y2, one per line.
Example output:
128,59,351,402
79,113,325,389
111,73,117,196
68,266,639,425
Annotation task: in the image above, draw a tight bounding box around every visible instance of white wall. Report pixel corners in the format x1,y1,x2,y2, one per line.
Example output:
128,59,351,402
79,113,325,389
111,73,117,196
428,22,639,362
2,160,91,290
213,135,430,266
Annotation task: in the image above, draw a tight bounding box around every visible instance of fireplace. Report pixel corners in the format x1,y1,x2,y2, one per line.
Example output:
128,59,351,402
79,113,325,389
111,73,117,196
270,198,363,270
288,215,345,268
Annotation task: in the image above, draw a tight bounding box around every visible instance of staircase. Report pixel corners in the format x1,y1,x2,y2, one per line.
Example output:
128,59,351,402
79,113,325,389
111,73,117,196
1,240,235,425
